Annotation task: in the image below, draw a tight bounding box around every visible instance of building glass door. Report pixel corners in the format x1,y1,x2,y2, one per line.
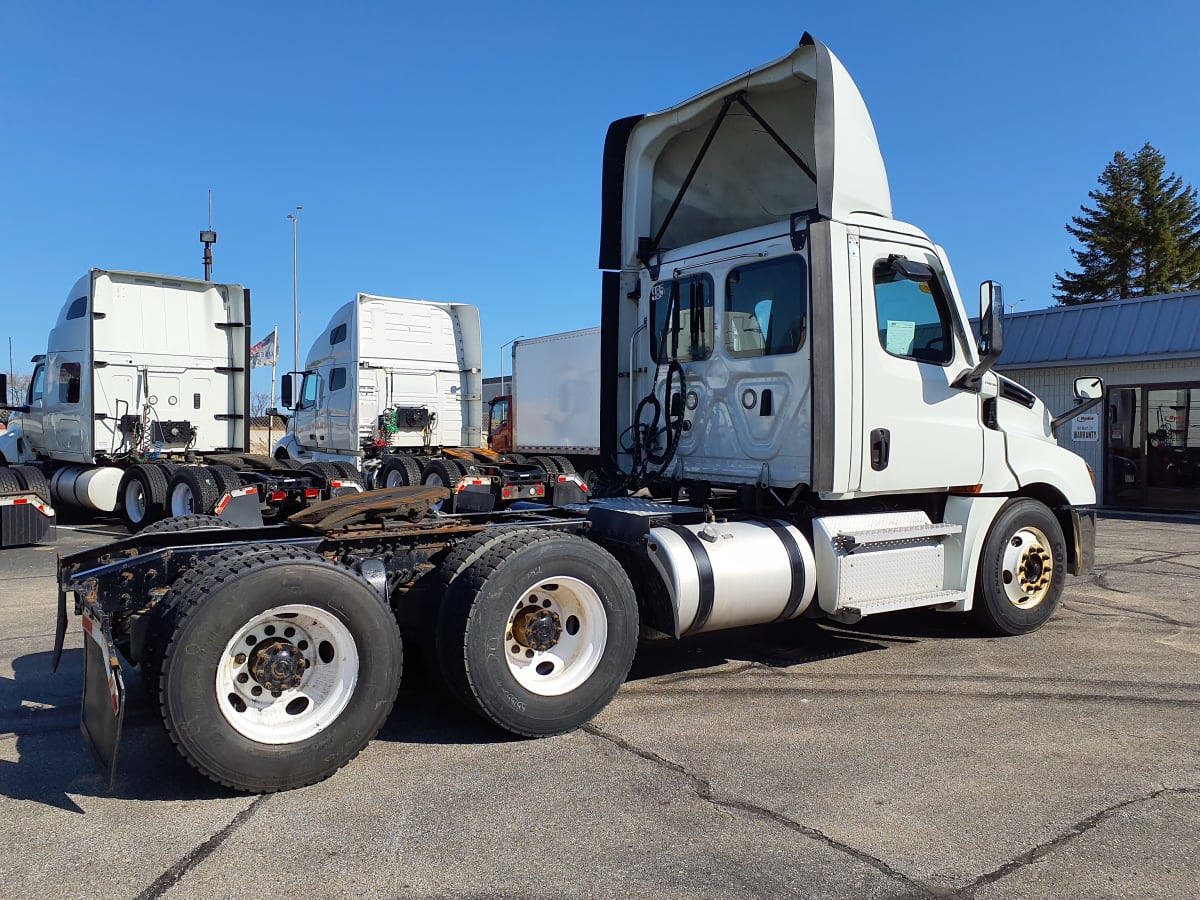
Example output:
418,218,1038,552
1106,384,1200,511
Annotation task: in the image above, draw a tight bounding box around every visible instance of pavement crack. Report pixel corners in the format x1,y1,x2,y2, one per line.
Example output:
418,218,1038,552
583,724,943,898
134,794,270,899
957,784,1200,897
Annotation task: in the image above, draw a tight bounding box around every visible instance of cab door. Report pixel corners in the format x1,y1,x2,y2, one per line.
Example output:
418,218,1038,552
857,236,983,493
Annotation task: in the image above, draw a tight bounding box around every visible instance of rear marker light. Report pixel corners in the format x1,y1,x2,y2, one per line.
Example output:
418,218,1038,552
269,491,287,502
304,488,320,498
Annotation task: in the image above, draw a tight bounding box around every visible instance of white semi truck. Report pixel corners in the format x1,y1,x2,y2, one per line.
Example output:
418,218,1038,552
272,293,577,509
487,327,604,486
0,269,359,534
57,35,1100,793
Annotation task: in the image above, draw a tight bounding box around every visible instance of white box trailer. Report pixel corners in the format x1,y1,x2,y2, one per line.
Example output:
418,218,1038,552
0,269,360,536
488,327,603,483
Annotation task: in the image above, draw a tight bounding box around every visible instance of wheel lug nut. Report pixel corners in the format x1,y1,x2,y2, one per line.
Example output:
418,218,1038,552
271,691,282,698
525,649,534,658
251,686,262,696
237,673,249,683
234,653,247,665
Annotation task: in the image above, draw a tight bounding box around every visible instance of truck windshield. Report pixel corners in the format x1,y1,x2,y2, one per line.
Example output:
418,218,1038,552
650,274,714,364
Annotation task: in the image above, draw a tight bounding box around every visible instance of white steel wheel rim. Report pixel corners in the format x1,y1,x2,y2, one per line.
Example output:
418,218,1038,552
1001,526,1054,609
384,467,405,488
215,603,359,744
169,483,196,516
124,480,148,522
423,470,449,510
504,576,607,697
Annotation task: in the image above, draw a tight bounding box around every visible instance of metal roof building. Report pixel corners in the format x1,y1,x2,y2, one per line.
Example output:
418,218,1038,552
995,291,1200,510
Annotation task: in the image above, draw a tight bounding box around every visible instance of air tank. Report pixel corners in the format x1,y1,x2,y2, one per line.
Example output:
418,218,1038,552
646,519,816,636
50,465,122,512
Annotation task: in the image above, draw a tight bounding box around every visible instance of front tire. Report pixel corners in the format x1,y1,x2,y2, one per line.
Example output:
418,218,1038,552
436,529,638,737
973,498,1067,635
158,549,403,792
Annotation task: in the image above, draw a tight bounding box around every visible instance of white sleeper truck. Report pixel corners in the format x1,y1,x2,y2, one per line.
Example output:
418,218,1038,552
55,35,1100,793
273,293,575,510
0,269,359,536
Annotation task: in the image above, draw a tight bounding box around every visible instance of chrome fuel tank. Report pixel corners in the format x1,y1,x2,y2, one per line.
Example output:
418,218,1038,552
646,519,815,636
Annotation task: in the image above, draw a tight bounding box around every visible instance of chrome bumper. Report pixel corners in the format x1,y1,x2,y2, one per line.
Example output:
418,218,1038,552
1068,507,1097,576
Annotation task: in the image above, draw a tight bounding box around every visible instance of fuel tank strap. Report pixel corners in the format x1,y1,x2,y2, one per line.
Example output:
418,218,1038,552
662,524,715,633
763,521,807,621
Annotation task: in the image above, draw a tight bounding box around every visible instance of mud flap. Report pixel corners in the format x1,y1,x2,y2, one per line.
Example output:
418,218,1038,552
80,607,125,789
215,486,265,527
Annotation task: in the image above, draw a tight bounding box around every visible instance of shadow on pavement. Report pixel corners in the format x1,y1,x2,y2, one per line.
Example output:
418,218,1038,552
2,605,974,808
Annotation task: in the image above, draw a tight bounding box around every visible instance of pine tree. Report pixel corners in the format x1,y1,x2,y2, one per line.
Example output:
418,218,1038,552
1053,144,1200,305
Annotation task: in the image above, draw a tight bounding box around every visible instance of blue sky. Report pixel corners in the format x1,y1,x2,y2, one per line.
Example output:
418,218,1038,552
3,1,1198,398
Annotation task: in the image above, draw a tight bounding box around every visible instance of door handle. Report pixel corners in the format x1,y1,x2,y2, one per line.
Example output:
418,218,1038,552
870,428,890,471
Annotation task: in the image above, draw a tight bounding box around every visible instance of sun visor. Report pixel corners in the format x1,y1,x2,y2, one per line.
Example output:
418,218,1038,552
601,34,891,271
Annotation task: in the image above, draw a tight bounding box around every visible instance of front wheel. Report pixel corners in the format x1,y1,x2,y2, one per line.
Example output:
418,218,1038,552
436,529,638,737
973,498,1067,635
158,549,403,791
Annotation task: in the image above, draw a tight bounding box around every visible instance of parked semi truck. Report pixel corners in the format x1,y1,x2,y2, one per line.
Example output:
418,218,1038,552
0,269,360,535
487,327,603,486
272,293,581,510
56,35,1100,793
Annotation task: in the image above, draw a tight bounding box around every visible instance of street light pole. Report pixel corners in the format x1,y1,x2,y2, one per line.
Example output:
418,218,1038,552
287,207,303,376
500,335,524,397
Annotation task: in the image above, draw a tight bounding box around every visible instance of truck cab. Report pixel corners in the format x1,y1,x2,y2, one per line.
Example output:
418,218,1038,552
600,35,1094,512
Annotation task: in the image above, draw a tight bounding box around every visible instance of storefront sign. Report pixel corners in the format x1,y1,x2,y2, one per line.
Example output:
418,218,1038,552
1071,413,1100,442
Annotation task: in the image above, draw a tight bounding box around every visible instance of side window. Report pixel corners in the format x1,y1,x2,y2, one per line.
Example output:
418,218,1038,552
650,274,714,363
300,372,320,409
329,323,348,345
725,255,808,358
29,364,46,403
328,368,347,392
490,398,509,431
65,296,88,320
59,362,81,404
872,260,952,365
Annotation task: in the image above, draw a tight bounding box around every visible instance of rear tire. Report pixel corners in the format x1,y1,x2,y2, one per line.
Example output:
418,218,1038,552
530,456,561,476
331,461,361,483
12,466,51,504
206,463,243,503
117,464,169,531
139,513,235,535
972,498,1067,636
0,467,22,494
436,529,638,737
157,548,403,792
167,466,220,517
379,456,422,489
549,455,575,476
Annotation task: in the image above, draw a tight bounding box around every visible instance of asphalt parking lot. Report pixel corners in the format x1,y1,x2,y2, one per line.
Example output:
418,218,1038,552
1,512,1198,899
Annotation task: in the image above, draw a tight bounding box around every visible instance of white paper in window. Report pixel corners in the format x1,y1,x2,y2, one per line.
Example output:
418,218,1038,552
886,320,915,355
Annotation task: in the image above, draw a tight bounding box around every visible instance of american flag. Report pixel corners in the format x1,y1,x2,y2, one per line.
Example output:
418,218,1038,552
250,331,277,368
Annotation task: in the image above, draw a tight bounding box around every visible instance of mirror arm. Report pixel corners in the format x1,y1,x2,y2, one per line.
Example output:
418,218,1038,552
1050,395,1104,436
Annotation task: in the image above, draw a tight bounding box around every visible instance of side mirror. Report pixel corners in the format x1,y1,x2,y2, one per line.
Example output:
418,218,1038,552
1052,375,1106,435
951,280,1005,391
1073,376,1103,401
281,373,295,410
978,280,1005,360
